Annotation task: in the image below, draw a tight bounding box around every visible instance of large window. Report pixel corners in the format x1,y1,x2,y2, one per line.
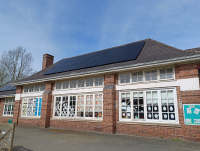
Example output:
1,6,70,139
120,89,177,123
3,98,15,116
54,93,103,119
21,97,42,117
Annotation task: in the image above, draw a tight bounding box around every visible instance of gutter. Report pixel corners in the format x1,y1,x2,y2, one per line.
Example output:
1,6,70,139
12,54,200,86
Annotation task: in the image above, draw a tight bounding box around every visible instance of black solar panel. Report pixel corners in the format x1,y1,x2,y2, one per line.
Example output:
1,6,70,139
0,83,16,92
44,41,145,75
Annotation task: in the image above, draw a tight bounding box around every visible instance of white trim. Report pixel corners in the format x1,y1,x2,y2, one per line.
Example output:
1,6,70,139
0,94,15,98
11,54,200,86
53,87,103,95
21,92,44,98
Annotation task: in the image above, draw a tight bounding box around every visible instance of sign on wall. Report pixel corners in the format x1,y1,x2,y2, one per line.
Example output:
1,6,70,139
183,104,200,125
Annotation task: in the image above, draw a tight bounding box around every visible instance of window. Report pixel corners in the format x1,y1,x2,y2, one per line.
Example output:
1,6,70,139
35,85,39,92
85,95,93,117
120,74,130,83
160,68,173,80
95,77,103,86
161,90,175,120
56,82,62,89
77,95,84,117
40,84,45,91
63,82,68,89
132,72,143,82
86,78,93,87
24,86,28,93
145,70,157,81
95,94,103,118
146,91,159,120
133,92,144,119
29,86,34,92
78,80,85,88
121,93,131,119
54,93,103,119
3,98,15,116
22,98,42,117
24,84,45,93
70,81,76,88
120,89,177,123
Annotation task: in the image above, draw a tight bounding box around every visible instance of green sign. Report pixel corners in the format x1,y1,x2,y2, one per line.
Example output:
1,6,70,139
183,104,200,125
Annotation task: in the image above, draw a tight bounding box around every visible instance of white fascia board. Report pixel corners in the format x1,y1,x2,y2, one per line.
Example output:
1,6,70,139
0,94,15,98
12,54,200,86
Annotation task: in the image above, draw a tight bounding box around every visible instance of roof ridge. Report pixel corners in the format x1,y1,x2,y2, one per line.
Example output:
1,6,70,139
146,38,185,52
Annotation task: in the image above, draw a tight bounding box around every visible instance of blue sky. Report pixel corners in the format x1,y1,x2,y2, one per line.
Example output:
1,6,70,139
0,0,200,71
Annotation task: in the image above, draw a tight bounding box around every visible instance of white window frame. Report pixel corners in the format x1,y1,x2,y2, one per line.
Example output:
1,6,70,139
159,67,174,81
21,97,42,117
119,88,179,124
78,79,85,88
53,93,103,120
119,66,175,85
94,77,104,86
144,70,158,82
23,84,45,93
3,98,15,116
120,73,131,84
131,72,144,83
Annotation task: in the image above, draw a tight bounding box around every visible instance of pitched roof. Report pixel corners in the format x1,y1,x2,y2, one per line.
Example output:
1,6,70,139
184,47,200,53
13,38,199,85
0,82,16,97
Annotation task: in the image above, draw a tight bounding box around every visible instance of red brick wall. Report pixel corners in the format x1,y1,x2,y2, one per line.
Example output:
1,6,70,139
175,63,199,79
18,118,41,127
50,120,102,132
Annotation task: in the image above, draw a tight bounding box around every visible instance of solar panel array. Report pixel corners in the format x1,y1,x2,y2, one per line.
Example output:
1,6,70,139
0,83,16,92
44,41,145,75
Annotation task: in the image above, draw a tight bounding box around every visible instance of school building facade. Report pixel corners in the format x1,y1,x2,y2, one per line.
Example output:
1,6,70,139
0,39,200,142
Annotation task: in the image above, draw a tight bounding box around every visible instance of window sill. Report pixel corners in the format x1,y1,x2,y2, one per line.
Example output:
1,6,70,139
19,116,40,119
117,121,181,127
51,118,102,123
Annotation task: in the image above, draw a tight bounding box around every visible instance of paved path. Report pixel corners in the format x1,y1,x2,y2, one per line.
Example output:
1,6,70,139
8,126,200,151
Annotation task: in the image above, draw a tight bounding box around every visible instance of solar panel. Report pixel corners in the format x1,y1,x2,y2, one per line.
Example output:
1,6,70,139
0,83,16,92
44,41,145,75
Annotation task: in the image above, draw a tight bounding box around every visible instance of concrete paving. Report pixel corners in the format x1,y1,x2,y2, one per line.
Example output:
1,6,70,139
4,126,200,151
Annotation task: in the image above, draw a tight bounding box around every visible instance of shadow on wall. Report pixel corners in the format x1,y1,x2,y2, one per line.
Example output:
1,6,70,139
13,145,33,151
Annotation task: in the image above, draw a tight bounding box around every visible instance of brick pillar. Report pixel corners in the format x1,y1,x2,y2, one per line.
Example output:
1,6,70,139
13,86,23,125
40,82,54,128
102,74,117,134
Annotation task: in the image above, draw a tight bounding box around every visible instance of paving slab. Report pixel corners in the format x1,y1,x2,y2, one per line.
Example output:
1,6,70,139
2,126,200,151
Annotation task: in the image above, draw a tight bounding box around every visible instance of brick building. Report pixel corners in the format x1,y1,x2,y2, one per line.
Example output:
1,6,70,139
1,39,200,142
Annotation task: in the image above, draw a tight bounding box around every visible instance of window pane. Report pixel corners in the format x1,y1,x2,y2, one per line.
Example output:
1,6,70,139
70,81,76,88
151,71,157,80
138,72,143,81
145,72,151,81
132,73,137,82
120,74,130,83
63,82,68,89
78,80,84,87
